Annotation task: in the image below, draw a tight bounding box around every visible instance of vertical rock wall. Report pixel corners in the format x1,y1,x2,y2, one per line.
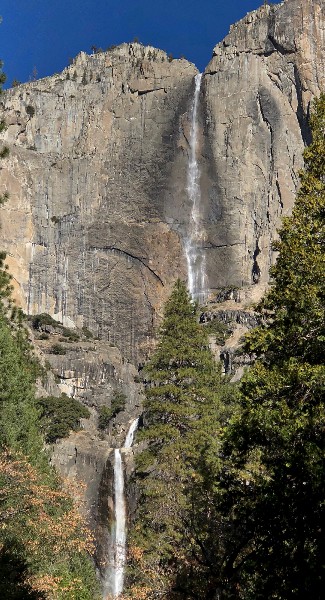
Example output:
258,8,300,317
1,1,324,358
202,0,324,303
0,45,198,362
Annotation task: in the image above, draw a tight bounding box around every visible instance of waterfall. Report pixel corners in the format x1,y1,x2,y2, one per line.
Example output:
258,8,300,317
111,449,126,597
185,73,208,304
124,418,139,449
104,418,139,599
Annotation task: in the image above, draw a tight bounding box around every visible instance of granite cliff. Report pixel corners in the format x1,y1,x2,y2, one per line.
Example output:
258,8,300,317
0,0,324,362
0,0,323,582
203,0,324,301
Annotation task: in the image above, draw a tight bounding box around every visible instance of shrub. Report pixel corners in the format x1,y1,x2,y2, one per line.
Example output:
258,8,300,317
82,326,93,339
26,105,35,118
31,313,58,330
36,394,90,443
38,332,49,340
50,343,66,355
61,327,79,342
203,319,231,345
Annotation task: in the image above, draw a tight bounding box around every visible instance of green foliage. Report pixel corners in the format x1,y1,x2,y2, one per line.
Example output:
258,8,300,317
98,406,112,430
128,97,325,600
61,327,80,341
195,94,325,599
82,326,93,339
244,94,325,366
98,391,126,429
38,332,49,340
129,280,237,596
0,250,13,306
31,313,59,329
50,343,66,355
0,450,100,600
203,318,231,344
31,314,80,342
26,104,35,118
0,48,99,598
36,394,90,443
0,310,97,596
0,315,43,461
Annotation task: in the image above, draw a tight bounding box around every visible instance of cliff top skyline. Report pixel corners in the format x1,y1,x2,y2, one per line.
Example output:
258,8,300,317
2,0,282,88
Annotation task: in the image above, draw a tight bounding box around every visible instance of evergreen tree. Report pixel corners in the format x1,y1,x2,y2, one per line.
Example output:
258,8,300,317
129,280,237,598
207,94,325,599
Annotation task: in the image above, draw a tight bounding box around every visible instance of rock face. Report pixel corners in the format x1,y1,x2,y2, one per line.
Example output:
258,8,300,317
0,0,324,584
0,1,324,360
202,0,324,303
0,44,197,364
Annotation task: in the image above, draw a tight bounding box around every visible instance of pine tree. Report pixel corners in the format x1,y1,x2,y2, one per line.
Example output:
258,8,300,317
211,94,325,599
128,280,237,598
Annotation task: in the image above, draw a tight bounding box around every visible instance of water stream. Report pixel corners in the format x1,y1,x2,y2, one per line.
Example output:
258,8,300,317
104,418,139,599
184,73,208,304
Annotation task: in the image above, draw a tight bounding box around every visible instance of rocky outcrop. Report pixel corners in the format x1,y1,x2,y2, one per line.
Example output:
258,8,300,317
202,0,324,303
0,44,198,364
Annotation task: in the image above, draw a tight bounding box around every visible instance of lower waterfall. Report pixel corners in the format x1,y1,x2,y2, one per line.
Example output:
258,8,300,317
104,418,139,599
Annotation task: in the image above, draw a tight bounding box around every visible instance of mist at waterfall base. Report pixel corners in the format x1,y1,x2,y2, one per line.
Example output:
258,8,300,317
185,74,208,304
103,418,139,599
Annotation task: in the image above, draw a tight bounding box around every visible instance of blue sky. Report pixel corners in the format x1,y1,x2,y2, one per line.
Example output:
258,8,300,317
1,0,280,87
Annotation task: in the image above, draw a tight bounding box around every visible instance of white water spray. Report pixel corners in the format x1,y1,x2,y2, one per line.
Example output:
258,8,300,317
184,73,208,304
104,418,139,599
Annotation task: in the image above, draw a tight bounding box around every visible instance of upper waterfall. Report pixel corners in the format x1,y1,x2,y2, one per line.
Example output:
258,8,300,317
185,73,208,304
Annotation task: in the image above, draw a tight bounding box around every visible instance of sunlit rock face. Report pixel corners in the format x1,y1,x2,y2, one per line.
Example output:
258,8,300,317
0,44,198,363
202,0,324,303
0,1,324,360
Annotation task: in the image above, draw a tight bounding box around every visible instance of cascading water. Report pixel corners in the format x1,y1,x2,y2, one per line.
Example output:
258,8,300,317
104,418,139,599
185,73,208,304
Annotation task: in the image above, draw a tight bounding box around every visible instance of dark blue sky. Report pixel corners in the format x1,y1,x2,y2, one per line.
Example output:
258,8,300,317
1,0,280,87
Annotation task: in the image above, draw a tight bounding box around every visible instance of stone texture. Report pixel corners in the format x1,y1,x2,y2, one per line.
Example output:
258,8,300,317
39,328,143,575
0,44,198,364
202,0,324,302
0,1,323,360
